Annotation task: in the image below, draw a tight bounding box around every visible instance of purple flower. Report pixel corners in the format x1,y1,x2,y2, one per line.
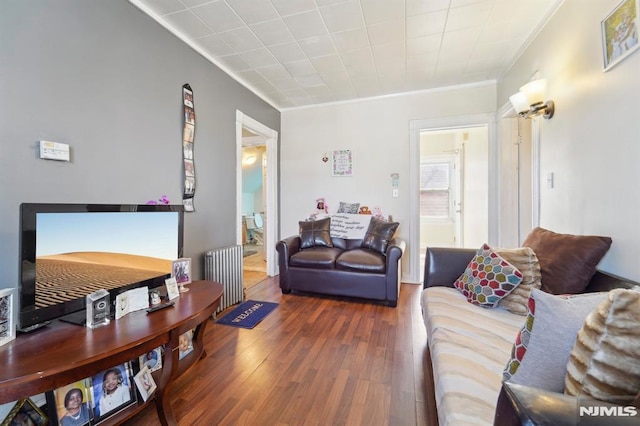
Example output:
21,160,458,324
146,195,170,205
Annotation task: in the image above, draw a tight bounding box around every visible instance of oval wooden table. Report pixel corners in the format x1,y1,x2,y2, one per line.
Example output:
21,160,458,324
0,280,223,426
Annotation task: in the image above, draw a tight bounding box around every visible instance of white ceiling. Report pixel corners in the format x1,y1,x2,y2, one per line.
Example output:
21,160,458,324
130,0,560,110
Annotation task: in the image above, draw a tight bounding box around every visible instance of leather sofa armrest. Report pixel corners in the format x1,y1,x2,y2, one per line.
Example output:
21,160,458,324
385,238,405,307
276,235,300,266
276,235,301,292
423,247,475,289
494,382,640,426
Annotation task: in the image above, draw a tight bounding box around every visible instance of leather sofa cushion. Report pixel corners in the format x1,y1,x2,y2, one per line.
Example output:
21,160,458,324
336,249,385,273
290,247,343,269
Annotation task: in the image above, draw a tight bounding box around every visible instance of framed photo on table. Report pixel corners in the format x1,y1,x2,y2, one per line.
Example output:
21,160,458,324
50,379,93,426
0,288,15,348
172,258,192,286
2,398,48,426
91,363,136,422
601,0,639,71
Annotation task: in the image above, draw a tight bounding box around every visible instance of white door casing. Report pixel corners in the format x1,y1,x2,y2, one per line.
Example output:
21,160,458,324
236,111,278,277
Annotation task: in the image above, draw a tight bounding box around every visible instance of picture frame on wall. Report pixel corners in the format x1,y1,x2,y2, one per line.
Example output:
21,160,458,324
601,0,639,71
2,398,48,426
331,149,353,177
0,288,15,348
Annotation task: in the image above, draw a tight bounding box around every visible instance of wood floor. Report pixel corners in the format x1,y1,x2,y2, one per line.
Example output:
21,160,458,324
243,243,267,289
126,278,430,426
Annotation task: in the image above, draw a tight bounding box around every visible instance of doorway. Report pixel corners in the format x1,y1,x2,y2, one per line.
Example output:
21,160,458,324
409,113,497,284
235,111,278,285
241,137,267,287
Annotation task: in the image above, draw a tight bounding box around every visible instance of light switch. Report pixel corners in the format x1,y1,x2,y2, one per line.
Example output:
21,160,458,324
392,188,399,198
547,172,554,189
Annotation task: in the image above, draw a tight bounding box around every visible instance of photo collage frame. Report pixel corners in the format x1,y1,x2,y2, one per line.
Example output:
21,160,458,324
182,84,196,212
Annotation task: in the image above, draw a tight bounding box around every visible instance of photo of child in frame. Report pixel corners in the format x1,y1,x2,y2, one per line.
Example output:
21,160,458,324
53,381,92,426
91,364,134,419
138,347,162,373
178,329,193,360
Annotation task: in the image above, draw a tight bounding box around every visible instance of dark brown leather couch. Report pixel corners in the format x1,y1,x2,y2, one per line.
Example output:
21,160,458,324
422,247,640,426
276,236,405,307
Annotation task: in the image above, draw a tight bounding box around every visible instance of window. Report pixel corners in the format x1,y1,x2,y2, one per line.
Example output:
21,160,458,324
420,162,451,218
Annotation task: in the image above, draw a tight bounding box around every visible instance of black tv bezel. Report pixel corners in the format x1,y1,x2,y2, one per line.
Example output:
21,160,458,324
19,203,184,331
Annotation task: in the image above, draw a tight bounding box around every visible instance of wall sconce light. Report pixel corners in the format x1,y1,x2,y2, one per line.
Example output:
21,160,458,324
509,78,555,119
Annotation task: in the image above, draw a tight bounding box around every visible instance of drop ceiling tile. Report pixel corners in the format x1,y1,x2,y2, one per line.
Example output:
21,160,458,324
161,10,212,38
406,0,450,16
406,33,442,55
193,34,234,56
250,19,295,46
217,54,252,72
217,27,263,53
191,1,244,33
320,1,365,33
256,64,291,82
310,54,345,73
340,48,375,71
406,10,447,38
240,48,279,68
305,85,332,97
225,0,279,25
440,28,480,55
270,0,317,16
361,0,404,25
332,28,369,53
282,10,328,40
367,19,404,46
138,0,186,15
445,3,491,32
180,0,210,6
320,69,351,84
298,35,336,58
283,59,317,77
269,42,307,63
371,42,405,63
316,0,351,6
294,74,325,87
270,77,301,91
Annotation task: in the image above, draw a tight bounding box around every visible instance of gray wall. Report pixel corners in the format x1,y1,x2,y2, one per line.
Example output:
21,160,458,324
0,1,280,288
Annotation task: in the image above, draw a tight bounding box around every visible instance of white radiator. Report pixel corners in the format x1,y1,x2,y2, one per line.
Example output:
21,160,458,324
204,245,244,313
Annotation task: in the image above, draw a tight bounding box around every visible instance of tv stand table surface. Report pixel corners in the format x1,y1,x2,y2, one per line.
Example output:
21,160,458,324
0,280,223,426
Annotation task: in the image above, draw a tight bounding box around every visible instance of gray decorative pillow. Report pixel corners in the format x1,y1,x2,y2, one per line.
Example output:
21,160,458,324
336,201,360,214
360,218,399,254
299,217,333,249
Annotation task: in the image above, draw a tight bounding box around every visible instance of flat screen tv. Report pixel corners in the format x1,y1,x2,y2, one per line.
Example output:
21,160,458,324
19,203,184,331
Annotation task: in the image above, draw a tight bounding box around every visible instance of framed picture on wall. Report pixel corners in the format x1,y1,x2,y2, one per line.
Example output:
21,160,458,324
601,0,639,71
332,149,353,177
0,288,15,348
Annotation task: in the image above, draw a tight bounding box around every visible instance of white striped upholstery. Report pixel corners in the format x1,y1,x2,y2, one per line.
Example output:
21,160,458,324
421,287,526,425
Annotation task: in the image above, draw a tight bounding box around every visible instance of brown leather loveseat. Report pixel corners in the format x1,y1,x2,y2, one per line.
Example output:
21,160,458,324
276,217,405,307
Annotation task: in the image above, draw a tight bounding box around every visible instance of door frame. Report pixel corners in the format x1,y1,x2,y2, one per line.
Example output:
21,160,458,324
235,111,278,277
409,113,497,284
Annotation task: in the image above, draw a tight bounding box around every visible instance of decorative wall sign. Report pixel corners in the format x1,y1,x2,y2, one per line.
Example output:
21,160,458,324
601,0,639,71
182,84,196,211
332,149,353,177
0,288,15,347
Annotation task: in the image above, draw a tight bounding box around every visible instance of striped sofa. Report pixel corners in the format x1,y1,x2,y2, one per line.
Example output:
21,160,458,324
421,247,639,426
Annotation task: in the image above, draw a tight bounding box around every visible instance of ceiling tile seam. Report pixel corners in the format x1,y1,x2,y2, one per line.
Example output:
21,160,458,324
461,0,495,76
219,0,293,102
433,0,453,78
128,0,284,110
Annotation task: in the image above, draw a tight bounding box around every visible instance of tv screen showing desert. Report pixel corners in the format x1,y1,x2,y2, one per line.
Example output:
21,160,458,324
35,212,179,309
